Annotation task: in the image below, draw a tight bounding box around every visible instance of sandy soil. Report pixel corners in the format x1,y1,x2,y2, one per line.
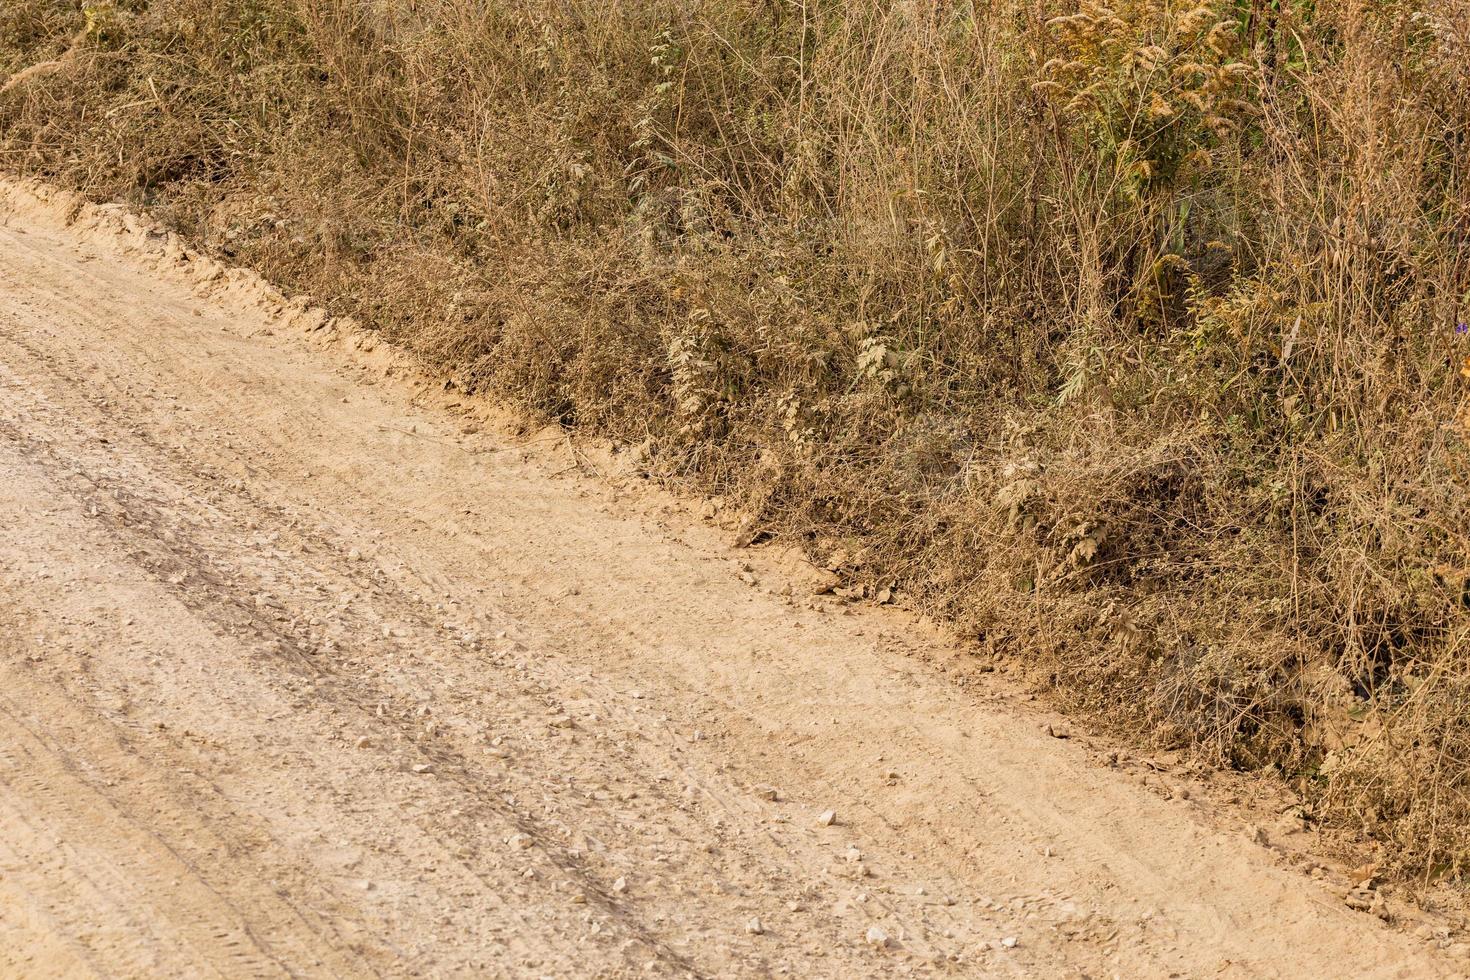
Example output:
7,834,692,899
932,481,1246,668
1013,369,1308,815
0,177,1461,979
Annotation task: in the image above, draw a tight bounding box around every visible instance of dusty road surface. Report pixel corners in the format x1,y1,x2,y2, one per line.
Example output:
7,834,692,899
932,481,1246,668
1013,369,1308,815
0,179,1458,979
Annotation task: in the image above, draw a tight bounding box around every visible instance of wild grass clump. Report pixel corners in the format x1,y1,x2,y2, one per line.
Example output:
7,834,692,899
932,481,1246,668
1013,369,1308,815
4,0,1469,878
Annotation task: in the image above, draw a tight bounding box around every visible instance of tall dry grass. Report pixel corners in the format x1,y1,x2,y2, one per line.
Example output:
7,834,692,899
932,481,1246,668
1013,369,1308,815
4,0,1470,878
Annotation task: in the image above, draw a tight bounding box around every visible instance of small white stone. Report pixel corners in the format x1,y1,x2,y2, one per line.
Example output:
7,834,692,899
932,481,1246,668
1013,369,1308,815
745,917,764,935
865,925,889,948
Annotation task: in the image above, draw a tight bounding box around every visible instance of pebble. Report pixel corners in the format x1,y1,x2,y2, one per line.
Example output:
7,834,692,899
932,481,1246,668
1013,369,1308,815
816,810,837,827
1345,884,1387,919
1001,936,1018,949
411,763,432,774
745,917,764,936
613,876,628,894
507,833,533,850
865,925,890,949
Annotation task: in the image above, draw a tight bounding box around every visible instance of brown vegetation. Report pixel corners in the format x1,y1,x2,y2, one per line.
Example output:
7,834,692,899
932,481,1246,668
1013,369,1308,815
3,0,1469,878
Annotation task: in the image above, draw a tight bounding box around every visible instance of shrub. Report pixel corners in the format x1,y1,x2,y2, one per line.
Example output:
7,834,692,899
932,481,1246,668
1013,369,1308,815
4,0,1469,877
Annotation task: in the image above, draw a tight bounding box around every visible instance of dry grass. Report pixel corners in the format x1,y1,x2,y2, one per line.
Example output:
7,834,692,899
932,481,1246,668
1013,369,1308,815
4,0,1470,879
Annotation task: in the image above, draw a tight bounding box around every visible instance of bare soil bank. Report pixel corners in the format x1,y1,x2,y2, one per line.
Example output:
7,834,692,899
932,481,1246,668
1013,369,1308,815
1,173,1463,977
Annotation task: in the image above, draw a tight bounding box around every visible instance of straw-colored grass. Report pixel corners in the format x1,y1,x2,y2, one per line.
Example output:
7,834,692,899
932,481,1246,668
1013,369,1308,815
4,0,1469,879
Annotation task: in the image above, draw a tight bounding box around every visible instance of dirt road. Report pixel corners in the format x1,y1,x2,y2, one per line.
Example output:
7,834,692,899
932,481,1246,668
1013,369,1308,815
0,178,1457,979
